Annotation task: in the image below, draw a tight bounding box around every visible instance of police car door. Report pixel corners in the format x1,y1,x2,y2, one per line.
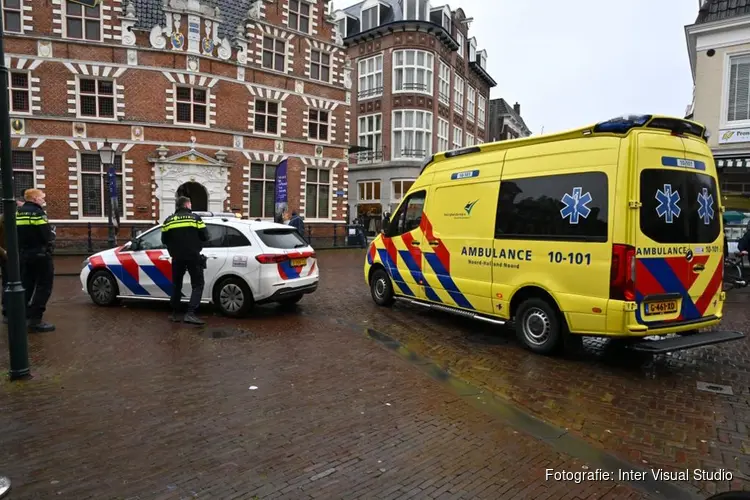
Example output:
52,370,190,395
179,223,228,299
117,226,173,298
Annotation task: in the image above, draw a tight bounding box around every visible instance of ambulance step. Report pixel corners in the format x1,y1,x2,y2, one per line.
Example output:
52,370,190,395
628,330,745,354
397,297,506,326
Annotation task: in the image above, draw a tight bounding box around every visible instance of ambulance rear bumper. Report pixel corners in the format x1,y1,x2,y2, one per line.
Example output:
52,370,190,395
627,330,745,354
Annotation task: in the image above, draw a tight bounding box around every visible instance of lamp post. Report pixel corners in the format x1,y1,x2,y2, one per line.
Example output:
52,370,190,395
98,142,116,248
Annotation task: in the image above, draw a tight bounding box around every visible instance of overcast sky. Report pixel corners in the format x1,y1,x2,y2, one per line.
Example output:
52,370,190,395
333,0,700,135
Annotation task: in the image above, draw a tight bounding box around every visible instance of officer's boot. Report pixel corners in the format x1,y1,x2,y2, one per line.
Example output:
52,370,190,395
28,318,55,333
183,312,205,325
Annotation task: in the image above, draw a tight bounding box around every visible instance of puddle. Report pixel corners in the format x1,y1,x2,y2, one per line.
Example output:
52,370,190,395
199,327,254,339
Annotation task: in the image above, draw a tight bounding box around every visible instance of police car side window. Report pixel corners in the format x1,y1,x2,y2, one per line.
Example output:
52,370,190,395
223,227,251,247
495,172,608,242
203,224,226,248
387,190,426,236
138,228,165,250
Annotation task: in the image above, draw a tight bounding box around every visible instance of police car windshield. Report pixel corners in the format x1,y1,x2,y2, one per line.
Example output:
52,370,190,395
256,228,307,249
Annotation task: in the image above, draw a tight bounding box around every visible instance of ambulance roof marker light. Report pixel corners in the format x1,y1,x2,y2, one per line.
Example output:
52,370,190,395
593,114,652,134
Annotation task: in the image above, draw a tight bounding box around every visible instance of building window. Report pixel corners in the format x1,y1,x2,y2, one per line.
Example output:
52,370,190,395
0,151,33,213
305,168,330,219
358,114,382,163
437,118,449,152
254,99,280,135
467,86,476,122
358,180,381,202
336,17,347,39
9,71,30,114
453,125,462,149
310,50,331,82
79,78,114,119
308,109,330,141
358,54,383,99
393,49,434,94
403,0,428,20
438,60,451,106
249,163,277,219
65,0,101,41
469,39,477,62
442,10,451,32
3,0,22,33
262,36,286,72
392,179,415,202
478,94,486,127
457,32,465,59
288,0,310,33
728,55,750,122
361,5,378,31
466,132,474,146
80,153,123,219
392,109,432,159
454,75,464,115
175,86,207,125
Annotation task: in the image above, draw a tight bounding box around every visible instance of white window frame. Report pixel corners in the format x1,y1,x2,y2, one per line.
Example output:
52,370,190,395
305,167,332,220
77,76,116,120
358,113,382,164
438,60,451,106
254,98,281,136
1,151,35,212
308,108,331,143
391,179,416,204
437,117,449,152
476,137,484,145
358,180,381,202
287,0,311,34
310,49,331,83
467,86,476,122
441,9,451,33
454,74,464,115
78,151,126,221
391,109,433,160
392,49,434,95
248,162,277,220
403,0,428,20
2,0,23,34
466,132,474,146
477,94,486,127
358,54,383,100
452,125,462,149
9,70,31,115
722,52,750,128
361,0,380,31
64,0,102,41
457,32,465,59
469,38,477,63
262,35,287,73
174,85,209,126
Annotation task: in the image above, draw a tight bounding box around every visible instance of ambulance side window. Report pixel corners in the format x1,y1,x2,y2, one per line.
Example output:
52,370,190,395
387,190,426,236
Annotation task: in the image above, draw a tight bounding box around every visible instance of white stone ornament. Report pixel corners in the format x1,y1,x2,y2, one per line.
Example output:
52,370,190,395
121,1,138,46
150,25,167,49
248,1,261,20
343,59,352,90
217,38,232,60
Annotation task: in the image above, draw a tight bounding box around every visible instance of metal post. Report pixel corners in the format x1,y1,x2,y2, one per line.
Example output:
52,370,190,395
107,189,115,248
0,8,30,380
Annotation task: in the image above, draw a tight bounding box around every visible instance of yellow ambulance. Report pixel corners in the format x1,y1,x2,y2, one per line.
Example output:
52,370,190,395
364,114,744,355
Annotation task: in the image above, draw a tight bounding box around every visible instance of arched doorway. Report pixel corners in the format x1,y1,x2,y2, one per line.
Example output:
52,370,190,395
176,182,208,212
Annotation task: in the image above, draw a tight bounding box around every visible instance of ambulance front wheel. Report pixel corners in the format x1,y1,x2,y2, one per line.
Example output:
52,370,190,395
370,268,395,307
515,298,562,354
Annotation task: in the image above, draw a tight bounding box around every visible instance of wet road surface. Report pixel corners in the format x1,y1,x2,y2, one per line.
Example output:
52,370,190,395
0,250,748,498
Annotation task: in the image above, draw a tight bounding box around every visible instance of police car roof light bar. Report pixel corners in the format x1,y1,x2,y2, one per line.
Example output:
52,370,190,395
192,211,242,218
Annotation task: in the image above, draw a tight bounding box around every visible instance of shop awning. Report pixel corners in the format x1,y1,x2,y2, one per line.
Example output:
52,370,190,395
716,157,750,168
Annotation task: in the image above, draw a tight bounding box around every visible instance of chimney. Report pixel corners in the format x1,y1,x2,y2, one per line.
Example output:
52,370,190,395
513,102,521,115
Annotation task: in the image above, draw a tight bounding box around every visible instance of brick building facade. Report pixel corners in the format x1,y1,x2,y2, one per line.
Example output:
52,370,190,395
332,0,496,235
2,0,351,245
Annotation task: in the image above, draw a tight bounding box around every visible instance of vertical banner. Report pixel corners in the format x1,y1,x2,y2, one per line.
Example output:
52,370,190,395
274,159,288,222
107,165,120,230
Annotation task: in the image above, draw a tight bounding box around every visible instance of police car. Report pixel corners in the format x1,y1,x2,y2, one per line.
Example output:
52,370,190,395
80,212,318,317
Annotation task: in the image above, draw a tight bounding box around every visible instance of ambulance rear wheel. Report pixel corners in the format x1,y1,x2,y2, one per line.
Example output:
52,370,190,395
515,298,562,354
370,268,394,307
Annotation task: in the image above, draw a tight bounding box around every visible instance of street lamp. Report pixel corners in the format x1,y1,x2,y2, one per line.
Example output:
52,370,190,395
99,142,116,248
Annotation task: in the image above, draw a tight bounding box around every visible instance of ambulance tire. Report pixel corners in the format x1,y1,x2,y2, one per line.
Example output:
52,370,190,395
515,298,562,354
370,268,395,306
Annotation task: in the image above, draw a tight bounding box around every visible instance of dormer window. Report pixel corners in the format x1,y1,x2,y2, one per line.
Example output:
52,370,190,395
404,0,429,21
457,32,465,59
469,37,477,63
478,49,487,68
361,0,380,31
442,9,451,32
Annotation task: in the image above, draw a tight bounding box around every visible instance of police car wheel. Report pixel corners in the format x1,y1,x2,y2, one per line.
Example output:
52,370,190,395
515,298,562,354
88,270,119,306
214,277,252,318
370,268,395,306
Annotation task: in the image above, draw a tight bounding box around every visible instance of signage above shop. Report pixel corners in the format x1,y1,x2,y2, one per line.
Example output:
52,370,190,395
719,128,750,144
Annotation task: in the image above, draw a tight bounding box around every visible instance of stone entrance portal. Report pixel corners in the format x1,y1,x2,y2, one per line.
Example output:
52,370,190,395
176,181,208,212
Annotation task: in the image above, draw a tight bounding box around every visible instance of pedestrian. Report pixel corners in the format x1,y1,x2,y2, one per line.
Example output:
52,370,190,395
0,197,27,324
17,189,55,332
161,195,208,325
289,210,305,238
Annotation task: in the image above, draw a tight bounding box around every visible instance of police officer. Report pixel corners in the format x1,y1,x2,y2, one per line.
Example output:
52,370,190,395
17,189,55,332
161,196,208,325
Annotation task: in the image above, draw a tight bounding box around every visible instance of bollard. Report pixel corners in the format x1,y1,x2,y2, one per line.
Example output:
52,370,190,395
87,222,93,253
333,223,337,247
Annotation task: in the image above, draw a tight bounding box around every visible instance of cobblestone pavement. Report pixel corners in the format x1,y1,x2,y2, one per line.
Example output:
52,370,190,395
0,249,746,498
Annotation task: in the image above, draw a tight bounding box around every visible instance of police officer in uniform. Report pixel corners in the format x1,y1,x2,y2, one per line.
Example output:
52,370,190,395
17,189,55,332
161,196,208,325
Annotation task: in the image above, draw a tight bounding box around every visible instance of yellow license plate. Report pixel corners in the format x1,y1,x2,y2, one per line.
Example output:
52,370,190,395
644,300,678,316
291,258,307,267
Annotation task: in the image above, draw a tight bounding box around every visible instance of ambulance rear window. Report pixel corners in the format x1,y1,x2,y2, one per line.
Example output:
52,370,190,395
639,169,720,244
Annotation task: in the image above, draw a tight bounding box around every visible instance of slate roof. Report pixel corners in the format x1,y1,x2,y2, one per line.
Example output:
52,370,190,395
492,98,530,133
134,0,255,39
696,0,750,24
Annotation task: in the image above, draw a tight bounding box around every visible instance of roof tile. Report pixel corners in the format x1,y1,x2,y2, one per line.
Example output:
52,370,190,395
697,0,750,24
134,0,254,40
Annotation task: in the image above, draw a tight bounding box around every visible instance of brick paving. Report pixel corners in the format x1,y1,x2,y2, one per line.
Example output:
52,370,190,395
315,249,750,496
0,272,646,499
